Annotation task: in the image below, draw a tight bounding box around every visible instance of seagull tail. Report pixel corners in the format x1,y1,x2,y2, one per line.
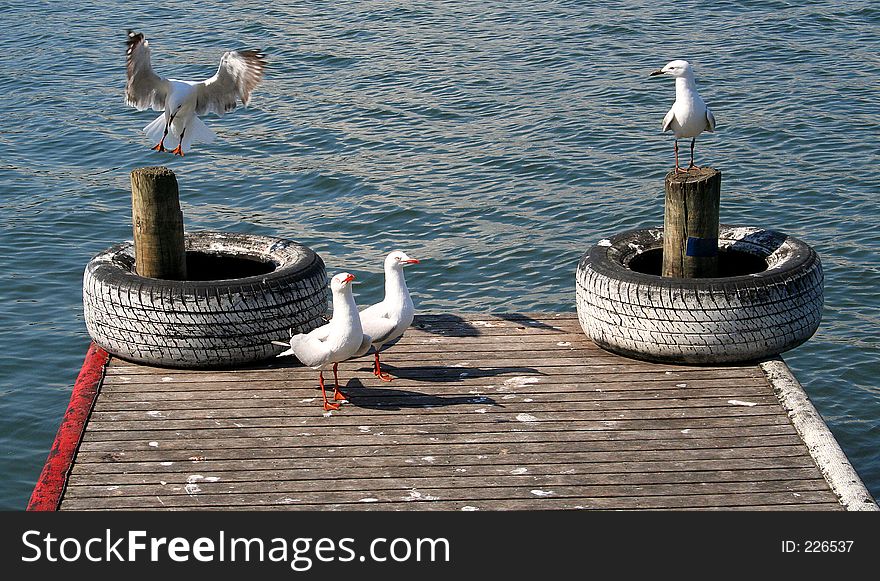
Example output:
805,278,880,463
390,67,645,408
271,340,295,357
182,115,216,149
143,113,167,144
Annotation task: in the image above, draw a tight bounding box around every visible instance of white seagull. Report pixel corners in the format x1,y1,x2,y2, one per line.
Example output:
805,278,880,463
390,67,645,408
358,251,420,381
650,60,716,173
273,272,372,411
125,30,266,156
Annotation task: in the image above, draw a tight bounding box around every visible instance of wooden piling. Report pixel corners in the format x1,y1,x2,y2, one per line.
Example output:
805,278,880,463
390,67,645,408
130,166,187,280
662,168,721,278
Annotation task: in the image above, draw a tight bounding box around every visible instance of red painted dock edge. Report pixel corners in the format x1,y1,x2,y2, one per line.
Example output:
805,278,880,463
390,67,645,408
27,342,110,511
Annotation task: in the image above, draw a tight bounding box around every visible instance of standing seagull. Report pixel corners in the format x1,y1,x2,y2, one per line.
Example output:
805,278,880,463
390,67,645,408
125,30,266,156
358,251,420,381
650,60,716,173
273,273,372,411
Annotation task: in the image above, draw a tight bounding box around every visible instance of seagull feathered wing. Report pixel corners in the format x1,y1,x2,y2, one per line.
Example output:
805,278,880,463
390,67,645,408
705,107,716,132
661,107,676,133
125,31,168,112
196,50,266,115
359,302,399,346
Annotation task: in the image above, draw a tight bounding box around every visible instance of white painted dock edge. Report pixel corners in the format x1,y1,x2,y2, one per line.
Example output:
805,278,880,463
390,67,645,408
761,359,879,511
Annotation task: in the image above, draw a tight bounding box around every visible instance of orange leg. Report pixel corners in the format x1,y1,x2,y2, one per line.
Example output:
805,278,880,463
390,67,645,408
319,371,340,411
332,362,348,401
151,114,173,153
373,352,393,382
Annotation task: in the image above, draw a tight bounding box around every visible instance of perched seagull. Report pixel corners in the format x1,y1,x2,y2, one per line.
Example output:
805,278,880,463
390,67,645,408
357,251,420,381
125,30,266,156
273,273,372,411
650,60,716,173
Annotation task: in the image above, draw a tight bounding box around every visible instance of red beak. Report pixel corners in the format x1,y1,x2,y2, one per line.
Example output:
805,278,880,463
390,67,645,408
404,259,420,264
343,274,356,283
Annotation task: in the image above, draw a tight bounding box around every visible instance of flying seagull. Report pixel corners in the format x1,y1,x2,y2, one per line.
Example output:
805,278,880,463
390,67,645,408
650,60,716,173
125,30,266,156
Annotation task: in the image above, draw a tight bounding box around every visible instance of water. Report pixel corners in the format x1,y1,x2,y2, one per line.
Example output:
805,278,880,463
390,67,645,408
1,0,878,509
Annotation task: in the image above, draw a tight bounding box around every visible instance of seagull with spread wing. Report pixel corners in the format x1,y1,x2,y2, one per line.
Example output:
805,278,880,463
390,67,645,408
125,30,266,156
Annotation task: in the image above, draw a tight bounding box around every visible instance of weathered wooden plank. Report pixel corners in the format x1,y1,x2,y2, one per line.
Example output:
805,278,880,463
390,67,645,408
76,433,806,455
84,410,792,434
121,501,843,512
98,380,771,400
70,443,816,468
68,458,821,484
63,472,833,501
93,381,778,403
84,404,788,426
80,423,798,447
59,482,839,510
87,387,778,414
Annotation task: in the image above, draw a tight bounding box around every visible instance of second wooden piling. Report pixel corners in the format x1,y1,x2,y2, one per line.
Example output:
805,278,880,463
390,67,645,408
662,168,721,278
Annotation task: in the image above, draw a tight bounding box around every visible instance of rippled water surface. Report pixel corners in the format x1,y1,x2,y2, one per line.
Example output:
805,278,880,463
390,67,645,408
1,0,878,508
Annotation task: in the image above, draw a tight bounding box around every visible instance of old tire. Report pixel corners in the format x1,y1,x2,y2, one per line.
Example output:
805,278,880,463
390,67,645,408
83,231,328,368
575,225,823,364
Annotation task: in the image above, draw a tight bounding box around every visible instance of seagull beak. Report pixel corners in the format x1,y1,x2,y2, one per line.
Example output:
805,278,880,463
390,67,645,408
403,259,420,264
649,69,665,76
343,274,356,283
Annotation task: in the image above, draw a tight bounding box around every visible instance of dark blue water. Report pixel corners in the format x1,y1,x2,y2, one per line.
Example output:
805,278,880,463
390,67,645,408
1,1,878,509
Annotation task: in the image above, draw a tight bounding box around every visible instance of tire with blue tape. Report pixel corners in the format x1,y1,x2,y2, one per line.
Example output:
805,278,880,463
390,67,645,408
83,231,328,368
575,225,823,364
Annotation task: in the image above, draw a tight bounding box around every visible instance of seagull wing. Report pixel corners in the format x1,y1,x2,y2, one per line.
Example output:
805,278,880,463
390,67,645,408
705,106,716,132
307,321,333,342
354,333,375,358
661,107,676,133
360,303,399,346
195,50,267,116
287,333,333,368
125,31,169,111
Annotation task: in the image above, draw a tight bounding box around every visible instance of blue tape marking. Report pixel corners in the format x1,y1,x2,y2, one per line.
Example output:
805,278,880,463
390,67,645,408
686,237,718,258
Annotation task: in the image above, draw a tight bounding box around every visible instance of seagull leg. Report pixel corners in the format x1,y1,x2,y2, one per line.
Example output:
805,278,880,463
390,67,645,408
319,371,340,411
373,352,393,382
169,127,186,156
332,362,348,401
686,138,700,171
151,113,173,153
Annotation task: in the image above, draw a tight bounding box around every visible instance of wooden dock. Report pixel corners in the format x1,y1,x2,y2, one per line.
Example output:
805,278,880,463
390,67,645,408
34,313,877,511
